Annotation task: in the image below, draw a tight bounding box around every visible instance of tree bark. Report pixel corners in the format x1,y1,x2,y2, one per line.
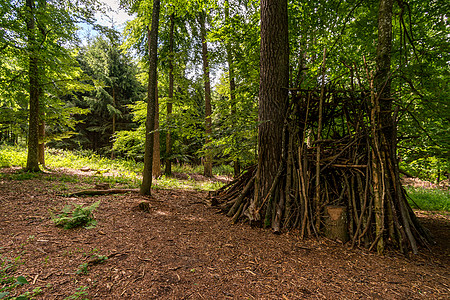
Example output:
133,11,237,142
247,0,289,223
25,0,40,172
200,11,213,177
165,13,175,176
140,0,160,195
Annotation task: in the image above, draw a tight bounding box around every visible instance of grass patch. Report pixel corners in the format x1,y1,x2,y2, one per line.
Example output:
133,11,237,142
0,145,227,191
406,186,450,212
0,146,27,168
0,171,40,181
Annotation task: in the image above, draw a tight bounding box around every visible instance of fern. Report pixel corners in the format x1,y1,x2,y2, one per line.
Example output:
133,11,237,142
52,201,100,229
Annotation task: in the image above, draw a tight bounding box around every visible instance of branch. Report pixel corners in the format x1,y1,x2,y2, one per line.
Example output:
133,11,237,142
61,189,139,197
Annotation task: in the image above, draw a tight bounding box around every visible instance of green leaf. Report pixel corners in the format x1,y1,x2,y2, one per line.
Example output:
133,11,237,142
16,276,28,285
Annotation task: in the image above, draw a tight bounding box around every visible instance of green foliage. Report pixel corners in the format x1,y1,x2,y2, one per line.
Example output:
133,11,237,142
0,0,100,146
52,201,101,229
0,146,27,168
75,263,89,275
63,286,89,300
0,255,37,300
400,156,449,183
406,187,450,212
76,252,107,276
51,35,145,155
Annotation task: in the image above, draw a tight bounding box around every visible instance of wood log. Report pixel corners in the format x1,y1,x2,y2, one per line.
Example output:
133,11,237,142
324,205,349,243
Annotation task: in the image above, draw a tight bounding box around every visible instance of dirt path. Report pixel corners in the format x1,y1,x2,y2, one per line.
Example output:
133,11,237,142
0,168,449,299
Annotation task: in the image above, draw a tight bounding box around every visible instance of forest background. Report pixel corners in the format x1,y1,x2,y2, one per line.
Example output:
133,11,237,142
0,0,449,251
0,0,448,181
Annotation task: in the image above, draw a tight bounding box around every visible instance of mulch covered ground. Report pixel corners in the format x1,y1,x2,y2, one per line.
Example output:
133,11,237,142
0,167,449,299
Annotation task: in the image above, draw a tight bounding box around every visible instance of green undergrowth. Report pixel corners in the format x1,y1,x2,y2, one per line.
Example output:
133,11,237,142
0,255,41,300
406,186,450,212
0,145,226,191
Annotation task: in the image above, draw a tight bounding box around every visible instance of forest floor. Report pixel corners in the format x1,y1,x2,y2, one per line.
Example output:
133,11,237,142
0,167,449,299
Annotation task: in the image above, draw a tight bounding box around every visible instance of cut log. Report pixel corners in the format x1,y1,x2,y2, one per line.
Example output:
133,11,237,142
324,205,349,243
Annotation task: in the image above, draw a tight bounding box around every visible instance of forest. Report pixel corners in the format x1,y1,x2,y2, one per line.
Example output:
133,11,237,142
0,0,449,298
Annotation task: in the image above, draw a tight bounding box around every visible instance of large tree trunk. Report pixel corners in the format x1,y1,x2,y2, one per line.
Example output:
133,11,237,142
140,0,160,195
165,13,175,176
199,12,213,178
153,83,161,178
25,0,40,172
246,0,289,225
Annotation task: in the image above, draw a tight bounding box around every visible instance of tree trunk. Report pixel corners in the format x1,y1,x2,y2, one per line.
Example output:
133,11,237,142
38,118,45,167
111,86,116,159
200,12,213,178
247,0,289,224
224,0,240,178
25,0,40,172
372,0,430,255
153,82,161,178
165,13,175,176
140,0,160,195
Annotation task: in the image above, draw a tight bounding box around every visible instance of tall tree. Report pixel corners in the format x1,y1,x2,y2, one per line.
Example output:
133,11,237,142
247,0,289,223
371,0,429,255
199,11,213,177
1,0,100,171
57,35,143,153
224,0,240,177
153,83,161,177
372,0,395,255
25,0,40,171
165,12,175,176
141,0,161,195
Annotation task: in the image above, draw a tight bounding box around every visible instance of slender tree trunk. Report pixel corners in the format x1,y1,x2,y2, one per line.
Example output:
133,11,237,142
247,0,289,223
25,0,40,172
376,0,394,138
200,12,213,177
111,86,116,159
153,82,161,178
38,119,45,167
165,13,175,176
224,0,240,178
140,0,160,195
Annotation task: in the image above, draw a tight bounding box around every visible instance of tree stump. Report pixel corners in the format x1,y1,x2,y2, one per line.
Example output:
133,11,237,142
324,205,349,243
138,201,151,213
